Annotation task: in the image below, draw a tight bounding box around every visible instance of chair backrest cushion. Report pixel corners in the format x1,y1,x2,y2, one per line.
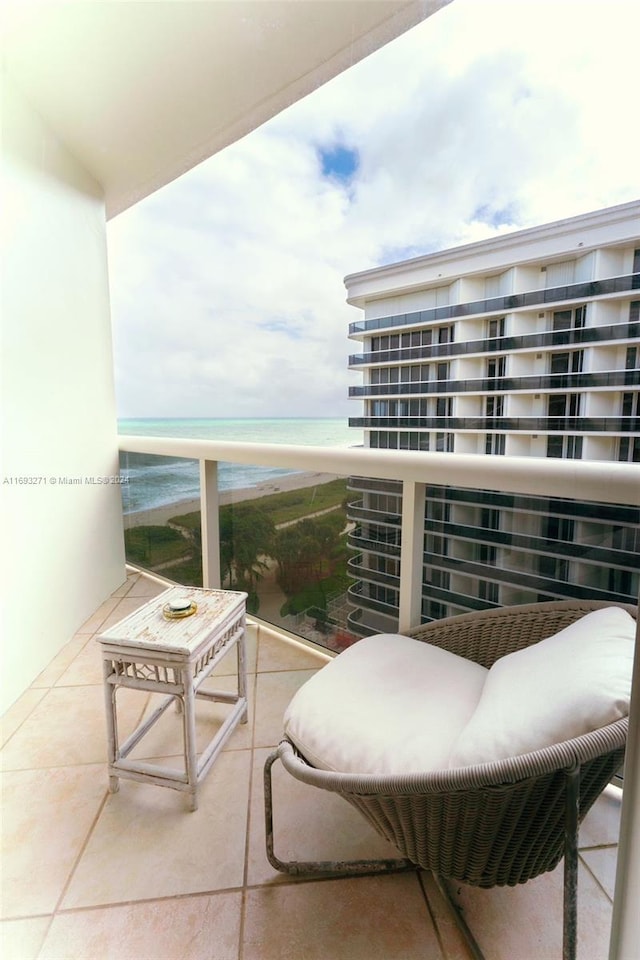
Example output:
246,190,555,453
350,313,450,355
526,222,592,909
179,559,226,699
284,633,488,775
449,606,636,768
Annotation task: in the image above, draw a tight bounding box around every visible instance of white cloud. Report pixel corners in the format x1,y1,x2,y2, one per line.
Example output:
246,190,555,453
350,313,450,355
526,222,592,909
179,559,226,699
108,0,640,418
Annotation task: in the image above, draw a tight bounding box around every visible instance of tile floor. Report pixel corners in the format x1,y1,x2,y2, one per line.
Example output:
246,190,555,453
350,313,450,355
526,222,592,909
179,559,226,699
1,571,623,959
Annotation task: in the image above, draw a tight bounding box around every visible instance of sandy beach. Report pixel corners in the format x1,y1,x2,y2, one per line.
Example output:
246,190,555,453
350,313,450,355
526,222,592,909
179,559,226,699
124,471,338,527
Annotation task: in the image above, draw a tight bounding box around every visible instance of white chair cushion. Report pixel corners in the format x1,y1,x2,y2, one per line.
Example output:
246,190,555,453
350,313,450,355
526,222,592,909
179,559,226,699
284,633,488,775
449,606,636,768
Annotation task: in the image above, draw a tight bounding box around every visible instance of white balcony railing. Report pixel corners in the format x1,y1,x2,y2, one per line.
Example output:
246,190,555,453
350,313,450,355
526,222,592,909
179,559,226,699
118,435,640,959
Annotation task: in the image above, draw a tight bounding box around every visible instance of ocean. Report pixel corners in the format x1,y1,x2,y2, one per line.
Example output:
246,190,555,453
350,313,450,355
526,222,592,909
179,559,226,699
118,417,358,515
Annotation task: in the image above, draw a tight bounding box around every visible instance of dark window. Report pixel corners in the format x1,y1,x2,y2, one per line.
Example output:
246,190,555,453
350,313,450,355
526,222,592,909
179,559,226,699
543,516,575,541
608,568,633,595
479,580,499,603
426,499,451,522
553,306,586,330
539,555,569,581
550,351,583,374
486,395,504,417
566,436,583,459
547,435,564,458
553,310,573,330
481,508,500,530
619,436,640,462
488,317,505,338
548,394,580,418
487,356,506,378
437,324,455,344
478,543,497,565
485,433,505,455
436,362,449,381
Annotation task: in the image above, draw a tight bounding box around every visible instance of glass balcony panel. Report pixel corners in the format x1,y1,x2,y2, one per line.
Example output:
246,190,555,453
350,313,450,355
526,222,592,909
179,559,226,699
119,451,203,585
217,467,360,652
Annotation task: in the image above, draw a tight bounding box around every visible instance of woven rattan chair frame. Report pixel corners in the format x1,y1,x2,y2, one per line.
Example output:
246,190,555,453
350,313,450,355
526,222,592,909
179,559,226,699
264,600,636,960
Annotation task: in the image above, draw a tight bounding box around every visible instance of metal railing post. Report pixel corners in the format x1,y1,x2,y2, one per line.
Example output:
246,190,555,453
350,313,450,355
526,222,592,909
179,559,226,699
199,459,221,589
608,591,640,960
398,480,425,633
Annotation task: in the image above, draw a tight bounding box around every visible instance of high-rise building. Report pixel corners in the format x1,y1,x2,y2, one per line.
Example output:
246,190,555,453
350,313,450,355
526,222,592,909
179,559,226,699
344,201,640,636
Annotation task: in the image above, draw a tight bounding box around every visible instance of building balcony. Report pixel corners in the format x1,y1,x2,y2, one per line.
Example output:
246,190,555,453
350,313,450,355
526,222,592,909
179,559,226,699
1,568,626,960
348,320,640,366
349,369,640,397
348,272,640,338
349,415,640,434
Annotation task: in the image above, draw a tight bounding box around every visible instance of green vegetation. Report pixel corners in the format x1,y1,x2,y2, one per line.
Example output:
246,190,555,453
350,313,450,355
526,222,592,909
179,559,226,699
167,477,348,531
124,525,190,566
124,478,352,620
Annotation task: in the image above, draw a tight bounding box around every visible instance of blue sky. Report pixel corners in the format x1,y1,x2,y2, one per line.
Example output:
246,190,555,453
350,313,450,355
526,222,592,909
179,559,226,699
107,0,640,420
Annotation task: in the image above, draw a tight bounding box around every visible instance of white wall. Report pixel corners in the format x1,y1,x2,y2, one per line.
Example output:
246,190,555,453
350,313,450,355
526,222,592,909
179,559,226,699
1,79,126,712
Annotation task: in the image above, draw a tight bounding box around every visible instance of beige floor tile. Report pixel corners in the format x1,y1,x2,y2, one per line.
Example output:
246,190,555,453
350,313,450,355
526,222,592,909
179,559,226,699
62,749,251,908
77,597,121,634
0,917,51,960
257,629,332,673
129,673,256,762
126,574,173,599
247,747,404,886
31,634,90,688
1,765,106,918
207,624,258,678
253,670,318,749
579,784,622,848
100,596,157,630
54,637,104,686
580,846,618,899
110,575,137,598
418,873,475,960
0,685,148,771
449,861,612,960
1,689,48,747
242,873,444,960
40,892,242,960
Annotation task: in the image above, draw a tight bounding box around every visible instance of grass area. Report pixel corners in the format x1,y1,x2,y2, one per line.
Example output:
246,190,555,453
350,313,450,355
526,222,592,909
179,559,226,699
168,477,348,530
280,554,351,617
124,525,190,566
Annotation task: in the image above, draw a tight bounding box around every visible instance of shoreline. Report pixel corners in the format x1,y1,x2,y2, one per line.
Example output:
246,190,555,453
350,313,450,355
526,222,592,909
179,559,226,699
123,471,338,527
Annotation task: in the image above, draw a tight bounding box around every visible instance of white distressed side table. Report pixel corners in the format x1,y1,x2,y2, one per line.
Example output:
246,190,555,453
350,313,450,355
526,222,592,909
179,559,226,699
98,586,248,811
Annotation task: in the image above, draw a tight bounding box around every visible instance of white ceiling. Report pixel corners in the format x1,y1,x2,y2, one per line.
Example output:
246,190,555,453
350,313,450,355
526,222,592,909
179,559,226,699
2,0,451,218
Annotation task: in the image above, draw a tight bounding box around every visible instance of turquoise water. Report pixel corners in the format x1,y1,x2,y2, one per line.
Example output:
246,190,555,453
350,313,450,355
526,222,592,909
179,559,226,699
118,417,358,514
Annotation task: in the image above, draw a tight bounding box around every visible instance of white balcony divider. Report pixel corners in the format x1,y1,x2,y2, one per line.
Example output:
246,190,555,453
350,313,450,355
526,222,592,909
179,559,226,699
199,459,221,588
399,480,426,632
119,434,640,960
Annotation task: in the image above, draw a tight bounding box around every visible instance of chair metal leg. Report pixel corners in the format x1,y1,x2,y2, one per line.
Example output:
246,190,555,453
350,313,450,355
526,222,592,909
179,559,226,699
264,748,415,878
430,875,487,960
563,763,580,960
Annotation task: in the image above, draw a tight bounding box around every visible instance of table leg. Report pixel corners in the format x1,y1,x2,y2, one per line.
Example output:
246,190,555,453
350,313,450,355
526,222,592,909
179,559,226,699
238,623,248,724
182,665,199,811
102,658,120,793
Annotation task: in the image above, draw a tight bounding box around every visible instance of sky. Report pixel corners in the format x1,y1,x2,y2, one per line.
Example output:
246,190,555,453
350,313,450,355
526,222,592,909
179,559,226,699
107,0,640,421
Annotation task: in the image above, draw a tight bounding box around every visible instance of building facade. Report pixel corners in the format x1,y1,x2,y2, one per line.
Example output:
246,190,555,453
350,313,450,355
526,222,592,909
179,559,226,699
344,201,640,636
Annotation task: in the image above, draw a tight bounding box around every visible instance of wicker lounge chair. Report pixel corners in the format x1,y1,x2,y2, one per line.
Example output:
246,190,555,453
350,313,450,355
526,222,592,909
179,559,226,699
264,600,636,960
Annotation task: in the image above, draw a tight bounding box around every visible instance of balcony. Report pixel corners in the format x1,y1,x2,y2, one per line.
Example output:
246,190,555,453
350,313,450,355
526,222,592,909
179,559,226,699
1,568,625,960
349,369,640,397
348,320,640,366
348,272,640,337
